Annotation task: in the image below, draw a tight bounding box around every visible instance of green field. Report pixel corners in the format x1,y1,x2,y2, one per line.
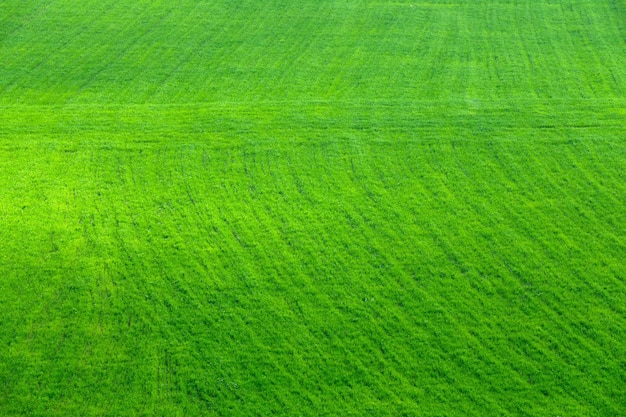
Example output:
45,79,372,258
1,0,625,415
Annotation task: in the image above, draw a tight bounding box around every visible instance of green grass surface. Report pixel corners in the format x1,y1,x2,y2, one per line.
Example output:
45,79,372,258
1,0,625,415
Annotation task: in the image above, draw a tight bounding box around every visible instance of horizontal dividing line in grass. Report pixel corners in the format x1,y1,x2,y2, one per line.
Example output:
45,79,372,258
1,97,624,108
0,102,622,138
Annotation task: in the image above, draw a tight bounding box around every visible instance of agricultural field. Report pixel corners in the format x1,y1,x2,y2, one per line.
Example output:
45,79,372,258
0,0,625,415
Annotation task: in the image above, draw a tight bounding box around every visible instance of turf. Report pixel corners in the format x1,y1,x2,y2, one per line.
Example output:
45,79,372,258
0,0,625,416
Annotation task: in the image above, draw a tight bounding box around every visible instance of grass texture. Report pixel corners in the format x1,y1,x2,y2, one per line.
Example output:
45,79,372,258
0,0,625,415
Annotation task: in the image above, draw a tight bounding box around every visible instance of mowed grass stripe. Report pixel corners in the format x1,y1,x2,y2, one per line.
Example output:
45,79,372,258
1,99,624,141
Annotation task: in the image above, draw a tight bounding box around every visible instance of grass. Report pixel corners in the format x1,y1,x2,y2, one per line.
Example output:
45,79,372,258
0,0,625,415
